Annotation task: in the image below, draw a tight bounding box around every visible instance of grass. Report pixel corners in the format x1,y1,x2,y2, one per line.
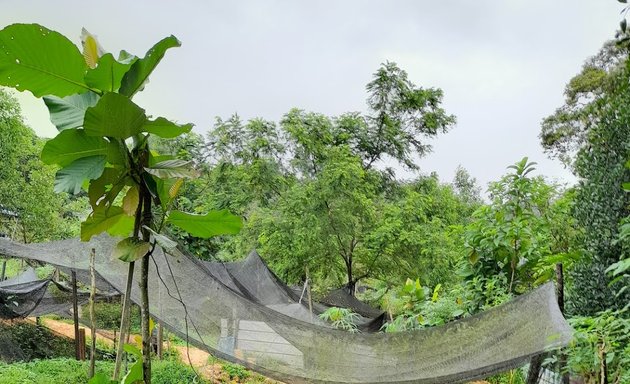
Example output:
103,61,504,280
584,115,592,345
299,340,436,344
0,358,206,384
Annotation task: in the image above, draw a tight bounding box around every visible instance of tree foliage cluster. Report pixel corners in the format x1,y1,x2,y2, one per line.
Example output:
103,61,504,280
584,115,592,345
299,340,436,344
158,63,475,295
0,89,84,242
541,40,630,315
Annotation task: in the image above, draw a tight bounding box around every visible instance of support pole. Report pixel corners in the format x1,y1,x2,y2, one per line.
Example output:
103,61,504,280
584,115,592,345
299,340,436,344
556,263,569,384
157,323,163,359
305,266,313,319
113,262,135,380
71,270,80,361
0,259,6,281
78,328,86,360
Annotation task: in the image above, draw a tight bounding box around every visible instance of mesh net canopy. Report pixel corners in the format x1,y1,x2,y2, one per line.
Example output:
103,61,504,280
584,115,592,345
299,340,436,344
0,236,573,384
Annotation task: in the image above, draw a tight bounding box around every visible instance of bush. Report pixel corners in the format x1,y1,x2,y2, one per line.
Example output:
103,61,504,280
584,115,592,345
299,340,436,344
565,309,630,383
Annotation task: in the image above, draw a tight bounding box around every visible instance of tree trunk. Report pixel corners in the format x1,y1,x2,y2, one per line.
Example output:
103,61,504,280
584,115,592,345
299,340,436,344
140,187,153,384
345,255,355,297
114,176,146,381
88,248,97,379
113,262,135,380
0,259,6,281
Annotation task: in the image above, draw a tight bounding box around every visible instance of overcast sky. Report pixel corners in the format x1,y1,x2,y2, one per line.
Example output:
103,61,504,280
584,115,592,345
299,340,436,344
1,1,623,192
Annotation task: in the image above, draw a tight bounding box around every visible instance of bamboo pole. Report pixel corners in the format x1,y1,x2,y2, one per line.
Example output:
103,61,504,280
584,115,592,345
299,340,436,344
71,270,80,360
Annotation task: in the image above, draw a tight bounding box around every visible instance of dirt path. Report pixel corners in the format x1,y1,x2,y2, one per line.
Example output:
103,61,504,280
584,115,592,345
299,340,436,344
35,318,225,382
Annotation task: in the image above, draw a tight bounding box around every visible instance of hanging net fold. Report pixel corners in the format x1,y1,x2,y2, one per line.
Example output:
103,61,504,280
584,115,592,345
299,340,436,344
0,235,573,384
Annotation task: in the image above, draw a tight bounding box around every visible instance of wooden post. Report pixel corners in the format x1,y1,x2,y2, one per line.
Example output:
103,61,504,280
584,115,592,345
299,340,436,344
113,262,135,380
0,259,6,281
305,267,313,318
78,328,86,361
88,248,97,378
157,323,163,359
71,270,81,360
556,263,569,384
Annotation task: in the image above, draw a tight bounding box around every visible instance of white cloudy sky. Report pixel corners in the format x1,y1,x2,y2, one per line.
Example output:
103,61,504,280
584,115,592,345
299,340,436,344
1,1,623,191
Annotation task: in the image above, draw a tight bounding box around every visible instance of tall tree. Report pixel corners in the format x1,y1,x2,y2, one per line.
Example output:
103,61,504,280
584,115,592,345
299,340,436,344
540,42,630,315
0,89,83,242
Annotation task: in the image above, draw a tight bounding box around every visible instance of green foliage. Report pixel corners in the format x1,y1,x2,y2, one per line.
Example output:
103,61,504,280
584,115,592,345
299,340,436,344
172,62,462,292
485,369,526,384
463,158,572,294
565,309,630,384
166,210,242,238
222,362,251,381
364,62,456,170
0,89,84,242
319,307,360,332
79,302,141,332
0,358,206,384
381,278,468,332
0,359,114,384
0,24,91,97
541,41,630,315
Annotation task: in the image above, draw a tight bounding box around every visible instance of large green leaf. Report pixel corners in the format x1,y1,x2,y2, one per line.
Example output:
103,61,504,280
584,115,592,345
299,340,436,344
81,205,134,241
87,167,127,209
142,117,193,138
119,35,180,97
85,53,135,92
112,237,150,262
43,92,99,131
144,226,177,250
41,128,109,166
54,155,106,194
144,159,197,179
0,23,90,97
167,210,242,238
84,92,147,138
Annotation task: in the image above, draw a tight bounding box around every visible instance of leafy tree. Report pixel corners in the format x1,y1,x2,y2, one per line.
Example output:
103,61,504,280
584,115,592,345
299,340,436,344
452,165,483,209
0,24,241,383
363,62,456,170
0,89,84,242
463,158,566,294
540,42,630,315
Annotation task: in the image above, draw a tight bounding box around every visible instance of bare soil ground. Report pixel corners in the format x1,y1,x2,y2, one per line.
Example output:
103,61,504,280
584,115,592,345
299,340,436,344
36,318,234,383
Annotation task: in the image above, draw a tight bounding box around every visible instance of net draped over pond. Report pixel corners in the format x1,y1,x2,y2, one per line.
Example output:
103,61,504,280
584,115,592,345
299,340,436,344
0,235,573,384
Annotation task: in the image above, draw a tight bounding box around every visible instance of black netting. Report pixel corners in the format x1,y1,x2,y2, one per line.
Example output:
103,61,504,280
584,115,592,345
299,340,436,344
0,279,50,319
0,236,574,384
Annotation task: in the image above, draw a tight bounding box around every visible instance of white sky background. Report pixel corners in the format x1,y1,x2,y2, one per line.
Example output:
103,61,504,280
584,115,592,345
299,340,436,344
0,1,623,193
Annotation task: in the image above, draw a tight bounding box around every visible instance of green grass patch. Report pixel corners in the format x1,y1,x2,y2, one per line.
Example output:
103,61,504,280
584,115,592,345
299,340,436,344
0,358,207,384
